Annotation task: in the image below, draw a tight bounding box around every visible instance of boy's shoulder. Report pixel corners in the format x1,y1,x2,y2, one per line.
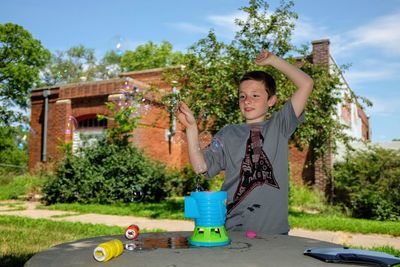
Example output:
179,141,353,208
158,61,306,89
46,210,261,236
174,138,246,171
215,123,251,140
221,123,248,132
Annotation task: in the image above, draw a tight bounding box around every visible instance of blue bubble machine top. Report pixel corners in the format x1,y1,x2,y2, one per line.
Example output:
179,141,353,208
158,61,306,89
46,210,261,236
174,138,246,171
184,191,230,246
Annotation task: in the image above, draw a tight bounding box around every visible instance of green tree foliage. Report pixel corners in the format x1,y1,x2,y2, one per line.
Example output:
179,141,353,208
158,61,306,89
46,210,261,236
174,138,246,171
97,90,143,147
0,23,50,125
167,0,362,159
41,41,184,85
333,146,400,221
0,126,28,175
40,45,99,85
121,41,184,71
96,50,122,79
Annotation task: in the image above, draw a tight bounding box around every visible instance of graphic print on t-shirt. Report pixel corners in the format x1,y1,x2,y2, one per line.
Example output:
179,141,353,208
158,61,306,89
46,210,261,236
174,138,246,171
227,128,279,214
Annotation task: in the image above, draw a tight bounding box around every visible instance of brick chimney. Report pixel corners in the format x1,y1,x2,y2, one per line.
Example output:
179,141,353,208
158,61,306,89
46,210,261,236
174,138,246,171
311,39,333,196
312,39,330,66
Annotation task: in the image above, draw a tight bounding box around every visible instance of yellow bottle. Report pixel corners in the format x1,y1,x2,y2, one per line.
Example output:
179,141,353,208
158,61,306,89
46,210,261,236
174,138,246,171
93,239,124,262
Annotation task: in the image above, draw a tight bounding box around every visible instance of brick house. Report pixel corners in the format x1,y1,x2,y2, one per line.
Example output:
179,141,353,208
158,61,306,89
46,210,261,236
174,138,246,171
29,39,369,193
288,39,370,194
29,69,189,171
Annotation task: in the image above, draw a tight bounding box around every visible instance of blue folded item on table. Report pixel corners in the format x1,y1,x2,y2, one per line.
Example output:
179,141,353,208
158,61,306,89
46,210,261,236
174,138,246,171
304,247,400,267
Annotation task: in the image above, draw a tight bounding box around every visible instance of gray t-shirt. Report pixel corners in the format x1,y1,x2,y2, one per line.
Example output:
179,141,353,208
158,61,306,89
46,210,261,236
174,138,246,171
203,100,304,234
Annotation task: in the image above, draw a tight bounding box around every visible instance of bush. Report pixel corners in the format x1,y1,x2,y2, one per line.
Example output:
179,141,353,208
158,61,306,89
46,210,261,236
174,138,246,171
165,165,212,197
42,141,170,204
333,146,400,221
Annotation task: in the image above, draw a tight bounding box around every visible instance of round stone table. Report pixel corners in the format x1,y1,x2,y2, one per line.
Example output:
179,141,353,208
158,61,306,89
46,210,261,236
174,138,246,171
25,231,360,267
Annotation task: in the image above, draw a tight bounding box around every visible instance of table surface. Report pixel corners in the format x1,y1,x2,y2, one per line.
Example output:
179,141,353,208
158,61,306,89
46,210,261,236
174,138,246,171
25,231,361,267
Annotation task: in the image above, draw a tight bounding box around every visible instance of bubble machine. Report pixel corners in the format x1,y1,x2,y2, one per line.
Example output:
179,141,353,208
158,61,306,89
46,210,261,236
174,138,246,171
184,191,230,246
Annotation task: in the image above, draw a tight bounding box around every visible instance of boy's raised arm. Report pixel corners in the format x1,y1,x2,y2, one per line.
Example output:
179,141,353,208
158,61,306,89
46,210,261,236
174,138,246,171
176,102,208,174
255,50,314,118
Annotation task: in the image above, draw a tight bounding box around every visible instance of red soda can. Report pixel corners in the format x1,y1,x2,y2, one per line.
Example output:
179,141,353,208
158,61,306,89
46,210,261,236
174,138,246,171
125,224,140,240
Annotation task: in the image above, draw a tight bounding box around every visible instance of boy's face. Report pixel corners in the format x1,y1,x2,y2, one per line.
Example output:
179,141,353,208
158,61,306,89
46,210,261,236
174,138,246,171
239,80,277,123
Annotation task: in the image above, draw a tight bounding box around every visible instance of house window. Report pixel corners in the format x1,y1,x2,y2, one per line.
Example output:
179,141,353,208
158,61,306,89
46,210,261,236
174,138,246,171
72,115,107,154
78,117,107,128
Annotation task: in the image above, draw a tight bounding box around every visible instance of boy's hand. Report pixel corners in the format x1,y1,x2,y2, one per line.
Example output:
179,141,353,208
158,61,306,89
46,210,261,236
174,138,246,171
255,49,273,66
176,102,196,128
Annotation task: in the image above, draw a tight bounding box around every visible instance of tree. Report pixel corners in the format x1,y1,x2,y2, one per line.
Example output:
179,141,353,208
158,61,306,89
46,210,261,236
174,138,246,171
121,41,184,71
40,41,184,86
166,0,364,159
40,45,100,86
0,23,50,126
96,50,122,80
40,45,125,86
0,126,28,174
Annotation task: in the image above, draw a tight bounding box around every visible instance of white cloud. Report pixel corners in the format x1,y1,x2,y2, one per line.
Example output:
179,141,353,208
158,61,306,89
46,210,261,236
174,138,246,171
292,16,328,44
299,10,400,88
169,11,246,40
349,11,400,54
340,58,400,85
331,10,400,56
207,11,246,32
167,22,209,35
345,69,395,85
291,10,400,58
365,96,400,116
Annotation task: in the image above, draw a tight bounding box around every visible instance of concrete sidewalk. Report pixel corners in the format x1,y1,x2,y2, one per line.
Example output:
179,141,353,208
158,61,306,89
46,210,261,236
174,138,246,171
1,201,399,249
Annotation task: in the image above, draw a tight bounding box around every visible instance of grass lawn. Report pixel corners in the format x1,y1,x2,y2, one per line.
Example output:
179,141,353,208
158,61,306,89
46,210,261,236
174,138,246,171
0,215,160,267
0,174,45,201
0,215,125,267
40,200,400,236
39,198,185,220
289,210,400,236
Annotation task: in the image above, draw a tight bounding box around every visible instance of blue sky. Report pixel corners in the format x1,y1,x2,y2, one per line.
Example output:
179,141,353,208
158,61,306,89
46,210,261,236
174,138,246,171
2,0,400,142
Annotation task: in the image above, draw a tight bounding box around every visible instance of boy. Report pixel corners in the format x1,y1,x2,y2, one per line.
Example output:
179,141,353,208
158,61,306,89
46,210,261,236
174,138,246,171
176,50,314,234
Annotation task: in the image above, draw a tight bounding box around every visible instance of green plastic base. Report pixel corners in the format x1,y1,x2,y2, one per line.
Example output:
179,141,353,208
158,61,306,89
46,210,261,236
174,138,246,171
189,226,230,247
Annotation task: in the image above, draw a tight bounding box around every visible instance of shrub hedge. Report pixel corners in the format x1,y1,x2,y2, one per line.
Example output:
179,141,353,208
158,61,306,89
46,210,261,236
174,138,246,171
42,141,214,204
333,146,400,221
42,142,172,204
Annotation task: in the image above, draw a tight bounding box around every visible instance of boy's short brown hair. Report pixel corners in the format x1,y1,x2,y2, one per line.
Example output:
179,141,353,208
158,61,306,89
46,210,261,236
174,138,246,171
239,71,276,98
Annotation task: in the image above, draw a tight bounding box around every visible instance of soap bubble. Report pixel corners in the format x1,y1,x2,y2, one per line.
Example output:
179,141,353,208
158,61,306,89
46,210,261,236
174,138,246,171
111,35,125,56
120,81,135,97
21,124,36,139
194,173,204,192
16,124,32,150
126,102,140,118
119,83,150,116
118,84,147,117
140,103,152,116
195,183,204,192
130,185,144,202
65,116,78,135
210,137,223,153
